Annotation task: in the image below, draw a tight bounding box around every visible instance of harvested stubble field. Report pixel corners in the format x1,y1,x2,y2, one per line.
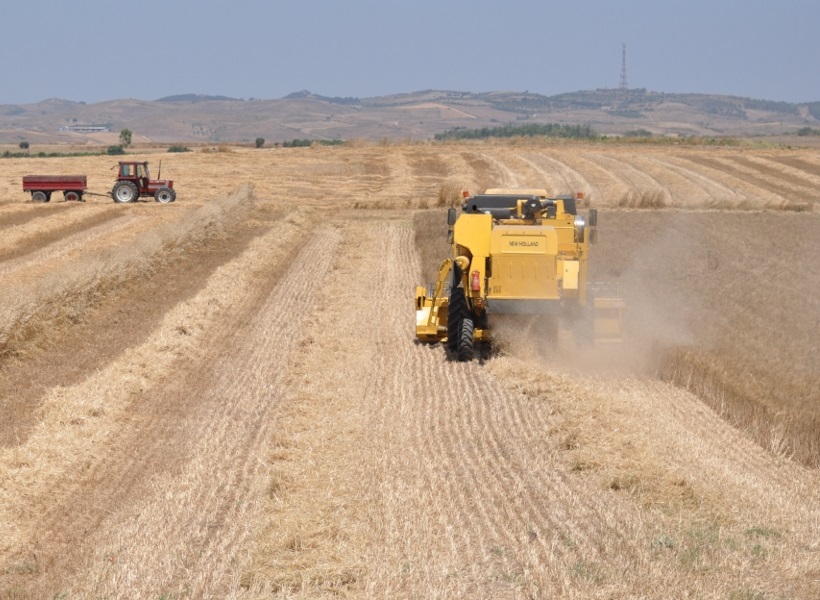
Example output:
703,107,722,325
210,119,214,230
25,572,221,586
0,142,818,599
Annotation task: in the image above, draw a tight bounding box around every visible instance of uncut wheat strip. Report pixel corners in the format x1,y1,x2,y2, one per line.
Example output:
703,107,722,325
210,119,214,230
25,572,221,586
562,150,633,203
764,153,820,183
436,146,484,190
722,154,819,198
75,228,343,599
518,151,595,197
477,151,525,188
584,154,672,205
646,155,746,207
0,213,144,280
0,193,302,559
619,154,713,207
494,147,552,185
675,154,785,208
372,147,415,202
457,150,513,191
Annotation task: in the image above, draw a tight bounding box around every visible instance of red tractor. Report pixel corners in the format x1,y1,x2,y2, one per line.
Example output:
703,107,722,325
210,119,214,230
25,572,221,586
111,161,176,203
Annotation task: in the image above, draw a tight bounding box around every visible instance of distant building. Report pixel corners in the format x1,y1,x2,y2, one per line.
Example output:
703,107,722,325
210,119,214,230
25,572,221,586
59,125,111,133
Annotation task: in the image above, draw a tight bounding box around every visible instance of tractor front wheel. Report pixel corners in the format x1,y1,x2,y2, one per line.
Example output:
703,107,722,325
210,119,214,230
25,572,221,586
154,187,176,203
112,181,138,203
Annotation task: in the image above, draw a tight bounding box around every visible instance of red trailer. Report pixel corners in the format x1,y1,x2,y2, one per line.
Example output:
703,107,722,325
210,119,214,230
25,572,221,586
21,161,176,204
22,175,87,202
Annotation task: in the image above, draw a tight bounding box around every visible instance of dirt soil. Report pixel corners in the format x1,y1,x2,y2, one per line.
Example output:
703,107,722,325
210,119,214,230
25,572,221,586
0,143,817,599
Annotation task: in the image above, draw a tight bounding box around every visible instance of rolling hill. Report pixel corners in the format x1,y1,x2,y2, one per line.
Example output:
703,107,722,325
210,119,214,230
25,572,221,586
1,88,819,146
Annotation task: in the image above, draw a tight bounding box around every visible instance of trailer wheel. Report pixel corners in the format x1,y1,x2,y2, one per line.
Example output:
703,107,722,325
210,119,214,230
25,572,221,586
458,316,475,361
64,190,81,202
154,187,176,203
112,181,138,203
31,191,48,203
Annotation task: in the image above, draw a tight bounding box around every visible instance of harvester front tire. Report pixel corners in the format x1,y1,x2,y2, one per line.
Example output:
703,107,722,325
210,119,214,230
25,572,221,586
458,317,475,362
112,181,138,203
154,187,176,203
447,286,466,353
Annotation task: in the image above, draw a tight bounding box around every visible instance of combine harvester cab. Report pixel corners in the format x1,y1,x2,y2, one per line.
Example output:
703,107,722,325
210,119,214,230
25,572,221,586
415,188,624,360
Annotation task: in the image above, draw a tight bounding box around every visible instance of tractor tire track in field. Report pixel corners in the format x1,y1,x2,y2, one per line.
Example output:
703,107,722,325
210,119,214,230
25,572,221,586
0,203,77,229
0,212,141,280
0,206,340,597
0,205,125,257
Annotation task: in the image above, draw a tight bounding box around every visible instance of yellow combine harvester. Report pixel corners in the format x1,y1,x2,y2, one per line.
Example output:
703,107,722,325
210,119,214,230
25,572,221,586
415,188,624,360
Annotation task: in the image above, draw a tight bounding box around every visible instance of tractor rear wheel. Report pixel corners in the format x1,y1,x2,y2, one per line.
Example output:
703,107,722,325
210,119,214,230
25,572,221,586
112,181,138,203
458,316,475,361
154,187,176,203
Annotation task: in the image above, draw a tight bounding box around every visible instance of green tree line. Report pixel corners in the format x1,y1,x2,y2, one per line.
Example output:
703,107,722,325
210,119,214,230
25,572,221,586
434,123,596,141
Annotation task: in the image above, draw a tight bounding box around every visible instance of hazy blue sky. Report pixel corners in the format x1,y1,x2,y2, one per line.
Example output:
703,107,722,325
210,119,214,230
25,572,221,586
2,0,817,104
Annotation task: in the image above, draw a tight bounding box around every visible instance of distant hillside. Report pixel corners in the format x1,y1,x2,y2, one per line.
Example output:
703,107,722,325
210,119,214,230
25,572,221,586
1,89,818,145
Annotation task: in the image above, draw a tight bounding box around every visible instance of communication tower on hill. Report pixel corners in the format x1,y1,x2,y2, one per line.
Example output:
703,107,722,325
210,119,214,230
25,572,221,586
617,43,630,108
619,43,628,91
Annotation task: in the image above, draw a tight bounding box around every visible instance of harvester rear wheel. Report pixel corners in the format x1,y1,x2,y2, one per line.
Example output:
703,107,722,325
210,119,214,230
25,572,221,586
458,316,475,361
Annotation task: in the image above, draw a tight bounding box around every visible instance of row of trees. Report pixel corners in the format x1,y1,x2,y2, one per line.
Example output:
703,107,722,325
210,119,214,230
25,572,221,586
434,123,597,141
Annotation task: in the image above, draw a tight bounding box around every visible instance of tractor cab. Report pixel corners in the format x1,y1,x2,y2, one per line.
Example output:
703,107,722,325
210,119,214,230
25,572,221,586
117,161,150,192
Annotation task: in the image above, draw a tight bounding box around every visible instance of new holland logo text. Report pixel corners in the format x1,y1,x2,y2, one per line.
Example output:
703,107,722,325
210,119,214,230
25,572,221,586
509,240,540,247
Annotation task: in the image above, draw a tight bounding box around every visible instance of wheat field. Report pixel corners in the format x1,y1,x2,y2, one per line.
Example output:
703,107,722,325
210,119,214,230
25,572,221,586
0,141,818,599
